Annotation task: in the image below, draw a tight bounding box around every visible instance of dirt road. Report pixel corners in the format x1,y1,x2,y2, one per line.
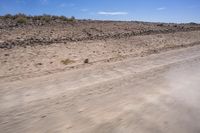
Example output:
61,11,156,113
1,45,200,133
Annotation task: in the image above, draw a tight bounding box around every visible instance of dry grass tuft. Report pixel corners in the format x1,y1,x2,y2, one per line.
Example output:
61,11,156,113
61,59,75,65
15,17,27,24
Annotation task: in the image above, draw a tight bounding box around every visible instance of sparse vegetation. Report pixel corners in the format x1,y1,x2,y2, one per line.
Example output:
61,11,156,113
40,14,51,23
61,59,75,65
157,23,164,26
60,16,68,21
189,22,198,25
15,13,27,18
63,16,76,22
4,14,12,19
68,16,76,22
15,16,28,24
0,13,200,50
0,14,76,25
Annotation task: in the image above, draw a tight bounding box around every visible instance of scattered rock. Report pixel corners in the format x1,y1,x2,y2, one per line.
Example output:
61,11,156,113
4,53,9,56
36,63,43,66
41,115,46,118
0,16,200,49
84,58,89,64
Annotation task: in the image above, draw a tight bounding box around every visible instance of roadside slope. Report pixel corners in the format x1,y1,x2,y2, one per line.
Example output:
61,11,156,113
1,30,200,82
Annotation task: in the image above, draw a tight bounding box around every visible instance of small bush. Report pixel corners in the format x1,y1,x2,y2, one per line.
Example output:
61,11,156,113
66,16,76,22
15,13,26,17
41,14,52,23
189,22,198,25
60,16,67,21
14,13,27,19
15,17,28,24
71,16,75,20
157,23,164,27
4,14,12,19
61,59,75,65
2,14,77,23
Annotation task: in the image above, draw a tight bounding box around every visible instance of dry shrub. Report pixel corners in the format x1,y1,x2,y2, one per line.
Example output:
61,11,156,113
61,59,75,65
15,17,27,24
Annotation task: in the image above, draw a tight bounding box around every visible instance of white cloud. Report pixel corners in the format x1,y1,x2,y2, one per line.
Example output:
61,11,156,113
157,7,166,11
98,11,128,15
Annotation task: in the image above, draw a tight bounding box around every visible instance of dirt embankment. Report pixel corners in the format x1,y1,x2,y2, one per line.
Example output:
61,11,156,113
1,15,200,82
1,30,200,82
0,15,200,49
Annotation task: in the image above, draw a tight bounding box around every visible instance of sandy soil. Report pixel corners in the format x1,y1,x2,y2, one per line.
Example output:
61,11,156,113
1,19,200,82
1,30,200,82
1,19,200,133
1,45,200,133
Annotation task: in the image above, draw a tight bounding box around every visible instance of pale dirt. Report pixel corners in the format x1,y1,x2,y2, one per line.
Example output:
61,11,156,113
1,30,200,83
1,45,200,133
1,21,200,133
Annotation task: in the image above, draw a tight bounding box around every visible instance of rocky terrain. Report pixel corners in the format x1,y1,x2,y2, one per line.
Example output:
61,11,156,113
1,15,200,133
0,14,200,82
0,14,200,49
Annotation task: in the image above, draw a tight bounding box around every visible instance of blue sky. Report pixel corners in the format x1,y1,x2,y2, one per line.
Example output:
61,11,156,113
0,0,200,23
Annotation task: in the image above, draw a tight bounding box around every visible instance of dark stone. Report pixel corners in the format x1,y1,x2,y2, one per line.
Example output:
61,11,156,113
36,63,43,66
84,58,89,64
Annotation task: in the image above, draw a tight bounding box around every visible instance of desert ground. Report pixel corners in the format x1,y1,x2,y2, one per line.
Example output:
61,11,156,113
0,15,200,133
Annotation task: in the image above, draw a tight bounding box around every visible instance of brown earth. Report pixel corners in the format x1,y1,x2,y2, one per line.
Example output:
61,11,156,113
1,17,200,133
1,45,200,133
0,17,200,49
0,18,200,82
